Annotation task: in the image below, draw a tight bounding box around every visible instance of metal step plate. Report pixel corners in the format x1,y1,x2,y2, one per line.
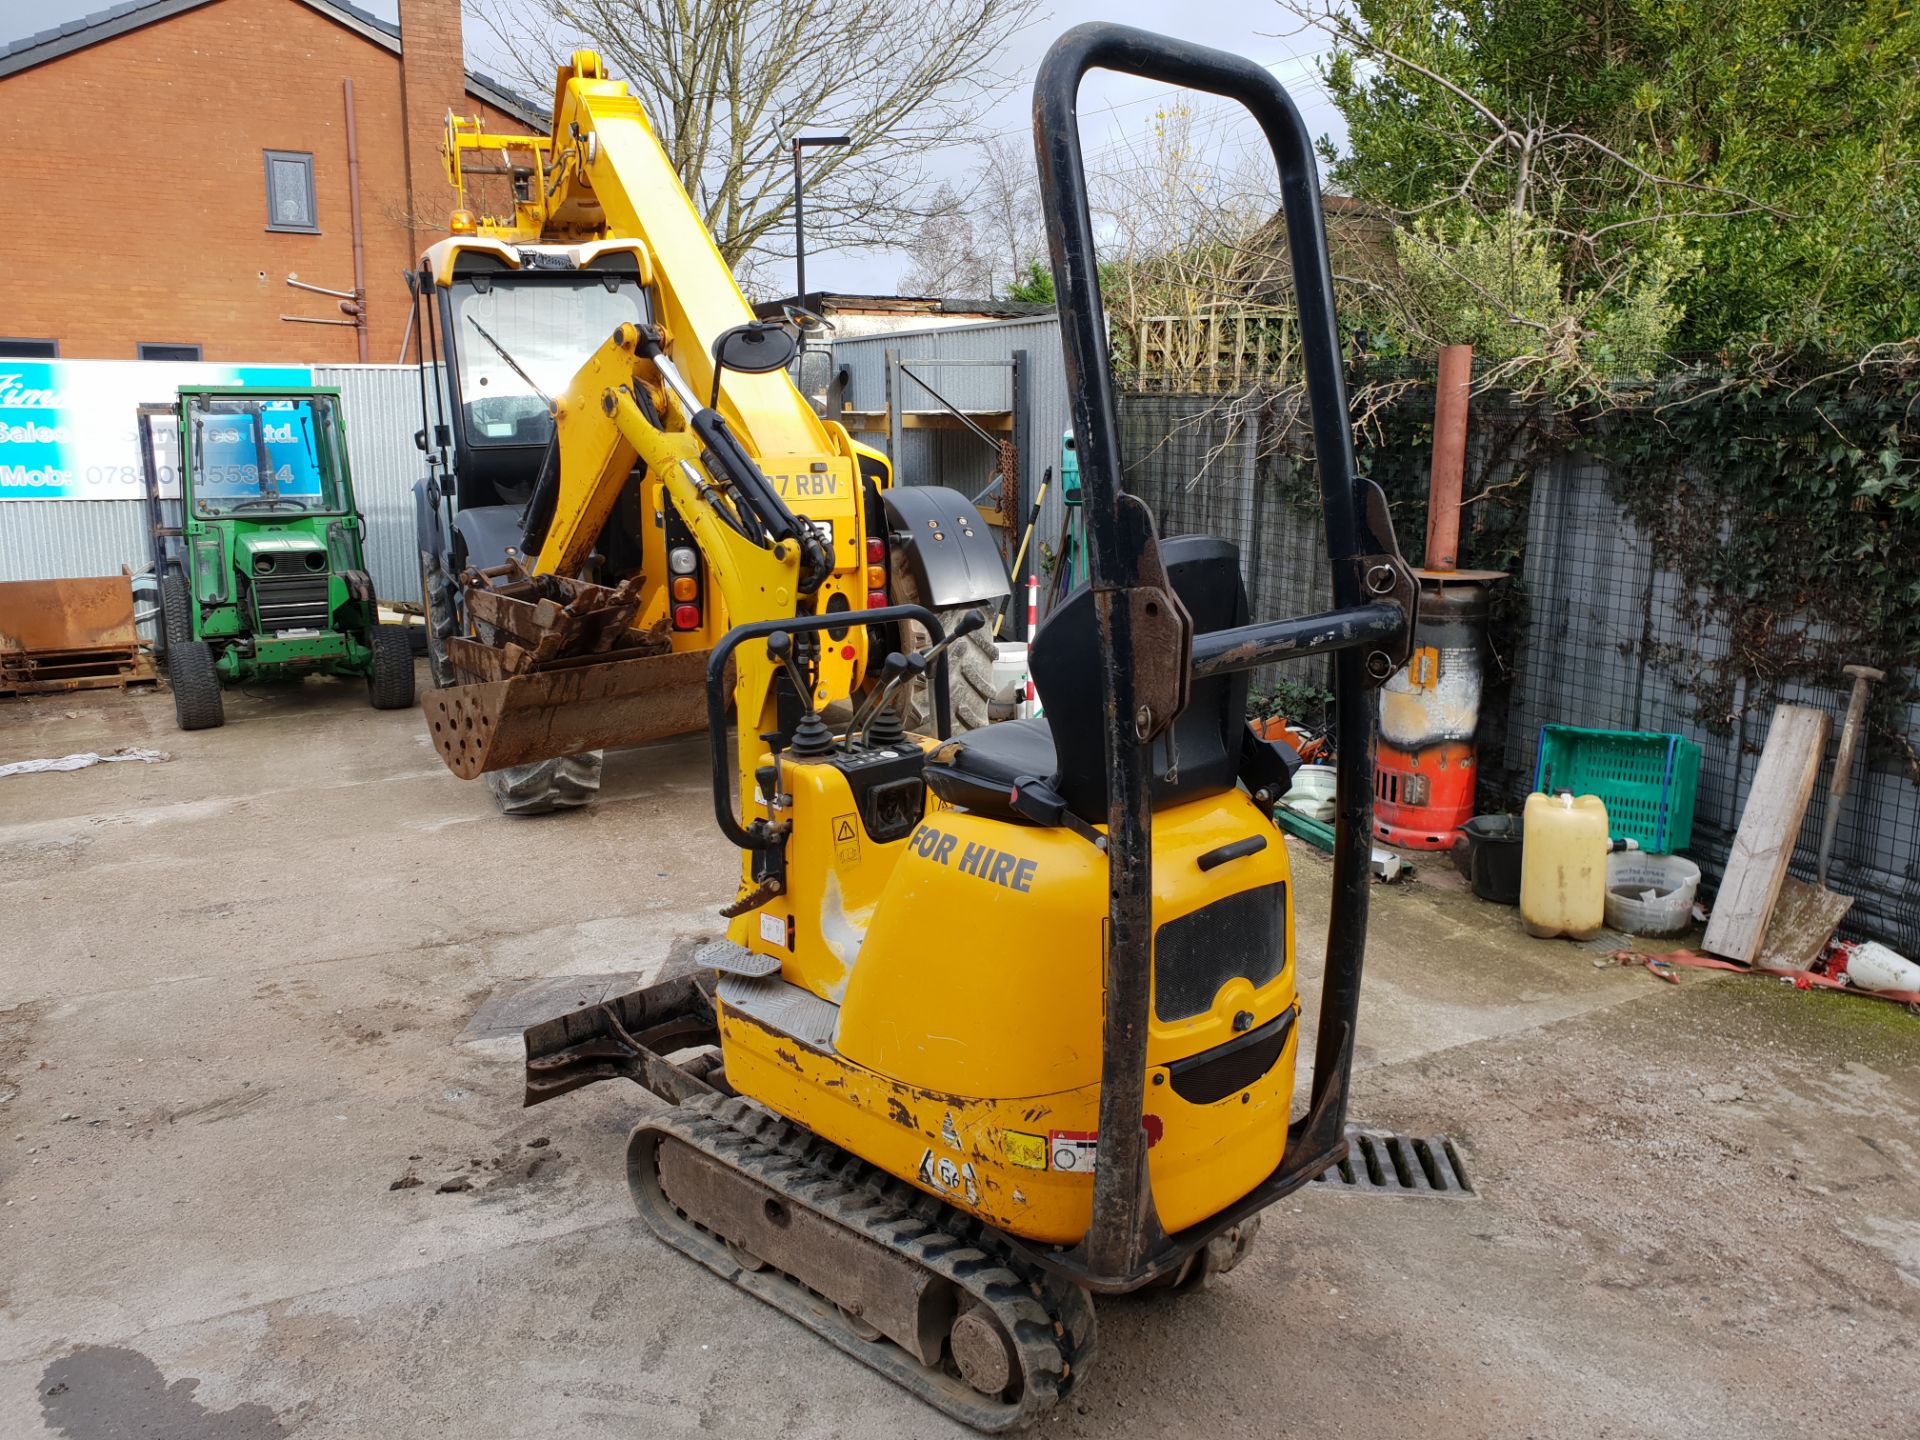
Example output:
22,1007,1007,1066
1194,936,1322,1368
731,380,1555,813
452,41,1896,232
1311,1128,1474,1198
716,972,841,1051
698,939,781,978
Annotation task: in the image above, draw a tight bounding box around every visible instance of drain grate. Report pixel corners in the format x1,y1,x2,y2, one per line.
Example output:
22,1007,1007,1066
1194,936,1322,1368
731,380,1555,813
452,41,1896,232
1311,1128,1474,1198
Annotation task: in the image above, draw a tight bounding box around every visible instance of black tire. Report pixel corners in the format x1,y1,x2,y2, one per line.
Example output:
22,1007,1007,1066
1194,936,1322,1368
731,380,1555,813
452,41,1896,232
168,640,225,731
419,550,459,689
484,753,604,815
366,624,416,710
159,570,192,654
903,606,1000,734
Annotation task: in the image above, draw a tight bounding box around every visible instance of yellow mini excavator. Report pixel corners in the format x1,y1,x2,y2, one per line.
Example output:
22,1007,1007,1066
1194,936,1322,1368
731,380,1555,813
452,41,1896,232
408,52,1008,813
519,23,1419,1432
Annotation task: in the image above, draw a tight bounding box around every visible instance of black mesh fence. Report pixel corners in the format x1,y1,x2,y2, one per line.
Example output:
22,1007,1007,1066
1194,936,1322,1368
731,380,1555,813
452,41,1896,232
1117,371,1920,957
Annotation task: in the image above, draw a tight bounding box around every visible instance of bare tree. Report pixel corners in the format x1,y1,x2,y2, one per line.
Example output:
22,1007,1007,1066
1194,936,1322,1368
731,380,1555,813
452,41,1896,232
466,0,1042,288
899,183,994,296
973,136,1044,294
897,136,1047,297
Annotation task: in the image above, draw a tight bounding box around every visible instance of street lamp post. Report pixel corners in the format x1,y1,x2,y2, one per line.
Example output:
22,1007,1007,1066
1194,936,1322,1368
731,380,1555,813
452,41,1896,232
790,134,850,305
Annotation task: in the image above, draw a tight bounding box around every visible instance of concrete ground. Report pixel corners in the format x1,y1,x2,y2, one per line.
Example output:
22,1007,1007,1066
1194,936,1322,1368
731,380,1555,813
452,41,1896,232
2,670,1916,1439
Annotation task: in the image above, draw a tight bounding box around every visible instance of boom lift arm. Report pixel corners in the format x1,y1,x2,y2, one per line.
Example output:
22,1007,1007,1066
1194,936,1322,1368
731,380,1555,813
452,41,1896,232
416,52,1008,795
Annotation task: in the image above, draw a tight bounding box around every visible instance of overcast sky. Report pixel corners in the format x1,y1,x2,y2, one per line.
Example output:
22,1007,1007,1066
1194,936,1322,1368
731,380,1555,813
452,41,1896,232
8,0,1347,293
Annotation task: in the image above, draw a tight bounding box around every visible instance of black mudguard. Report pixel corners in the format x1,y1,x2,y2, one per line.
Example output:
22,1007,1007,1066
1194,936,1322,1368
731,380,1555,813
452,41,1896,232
881,486,1013,609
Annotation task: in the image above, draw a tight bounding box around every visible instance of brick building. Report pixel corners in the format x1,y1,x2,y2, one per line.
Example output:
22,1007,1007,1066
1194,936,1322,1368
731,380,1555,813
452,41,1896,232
0,0,542,365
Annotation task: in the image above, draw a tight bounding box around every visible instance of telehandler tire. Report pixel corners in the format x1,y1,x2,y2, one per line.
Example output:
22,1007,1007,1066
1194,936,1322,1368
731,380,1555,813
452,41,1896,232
419,552,459,689
903,605,999,733
485,752,603,815
168,641,226,731
159,570,192,653
367,624,417,710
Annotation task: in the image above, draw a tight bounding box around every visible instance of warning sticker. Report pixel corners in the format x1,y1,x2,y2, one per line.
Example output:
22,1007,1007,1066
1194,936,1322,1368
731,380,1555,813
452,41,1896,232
832,813,860,864
759,911,786,947
917,1148,980,1205
1048,1130,1098,1174
1003,1130,1048,1170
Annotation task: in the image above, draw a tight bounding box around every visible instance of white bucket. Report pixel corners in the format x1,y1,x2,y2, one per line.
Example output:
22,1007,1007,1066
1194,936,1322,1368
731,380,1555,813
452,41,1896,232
991,641,1033,719
1603,853,1701,936
1847,941,1920,993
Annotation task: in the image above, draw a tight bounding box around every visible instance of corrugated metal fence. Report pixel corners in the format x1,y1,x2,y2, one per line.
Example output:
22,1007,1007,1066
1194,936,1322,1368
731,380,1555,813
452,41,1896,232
1120,386,1920,957
0,365,429,633
832,317,1072,622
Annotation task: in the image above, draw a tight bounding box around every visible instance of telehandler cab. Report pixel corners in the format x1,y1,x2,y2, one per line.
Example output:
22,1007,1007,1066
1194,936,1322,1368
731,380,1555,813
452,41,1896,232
137,387,415,731
518,24,1418,1431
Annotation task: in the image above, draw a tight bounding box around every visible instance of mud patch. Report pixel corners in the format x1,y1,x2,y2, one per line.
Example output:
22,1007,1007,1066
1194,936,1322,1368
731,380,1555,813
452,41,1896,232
40,1345,282,1438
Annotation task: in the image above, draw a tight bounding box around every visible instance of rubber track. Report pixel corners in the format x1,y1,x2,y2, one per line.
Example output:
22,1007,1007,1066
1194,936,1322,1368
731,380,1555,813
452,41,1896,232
629,1093,1096,1432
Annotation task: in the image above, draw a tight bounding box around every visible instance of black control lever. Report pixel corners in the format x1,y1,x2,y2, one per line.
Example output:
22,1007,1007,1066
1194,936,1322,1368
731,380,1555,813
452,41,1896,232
858,609,988,748
767,631,836,757
845,650,914,746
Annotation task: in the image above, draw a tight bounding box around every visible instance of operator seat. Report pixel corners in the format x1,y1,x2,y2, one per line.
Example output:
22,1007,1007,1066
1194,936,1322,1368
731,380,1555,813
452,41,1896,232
925,535,1295,825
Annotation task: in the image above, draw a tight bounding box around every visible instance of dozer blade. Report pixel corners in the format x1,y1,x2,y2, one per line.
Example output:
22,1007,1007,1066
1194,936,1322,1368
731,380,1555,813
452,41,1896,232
423,645,711,778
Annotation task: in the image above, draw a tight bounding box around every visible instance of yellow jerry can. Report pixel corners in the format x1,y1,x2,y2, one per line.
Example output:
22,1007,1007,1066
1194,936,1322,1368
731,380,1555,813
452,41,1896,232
1520,792,1610,940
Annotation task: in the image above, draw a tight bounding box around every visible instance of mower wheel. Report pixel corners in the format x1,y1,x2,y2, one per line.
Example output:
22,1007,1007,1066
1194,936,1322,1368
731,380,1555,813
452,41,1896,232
484,752,603,815
366,624,417,710
159,570,192,653
168,640,225,731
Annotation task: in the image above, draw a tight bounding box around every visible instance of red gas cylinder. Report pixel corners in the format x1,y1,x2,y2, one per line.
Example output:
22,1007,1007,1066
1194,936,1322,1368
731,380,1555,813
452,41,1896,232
1374,577,1491,850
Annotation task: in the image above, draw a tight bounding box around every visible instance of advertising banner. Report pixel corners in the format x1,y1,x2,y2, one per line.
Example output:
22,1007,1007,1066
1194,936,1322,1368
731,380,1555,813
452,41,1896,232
0,360,314,502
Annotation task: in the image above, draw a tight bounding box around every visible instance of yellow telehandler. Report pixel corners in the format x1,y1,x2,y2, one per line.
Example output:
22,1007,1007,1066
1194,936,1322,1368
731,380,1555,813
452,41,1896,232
409,51,1008,813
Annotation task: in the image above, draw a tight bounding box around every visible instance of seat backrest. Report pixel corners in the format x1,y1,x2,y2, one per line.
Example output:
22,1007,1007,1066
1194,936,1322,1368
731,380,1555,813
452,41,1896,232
1030,534,1251,821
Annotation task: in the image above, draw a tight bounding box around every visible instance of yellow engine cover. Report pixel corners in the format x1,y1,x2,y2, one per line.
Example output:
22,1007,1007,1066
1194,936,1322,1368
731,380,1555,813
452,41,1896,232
718,787,1298,1246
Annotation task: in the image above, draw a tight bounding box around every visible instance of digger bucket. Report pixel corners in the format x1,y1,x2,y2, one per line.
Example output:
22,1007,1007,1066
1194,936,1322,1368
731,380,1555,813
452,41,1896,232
422,645,712,778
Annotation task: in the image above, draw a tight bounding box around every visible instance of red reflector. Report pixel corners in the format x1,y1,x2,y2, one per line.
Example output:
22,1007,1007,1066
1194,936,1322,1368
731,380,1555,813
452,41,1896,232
866,590,887,609
1142,1113,1163,1147
840,644,856,660
865,537,886,564
672,603,700,630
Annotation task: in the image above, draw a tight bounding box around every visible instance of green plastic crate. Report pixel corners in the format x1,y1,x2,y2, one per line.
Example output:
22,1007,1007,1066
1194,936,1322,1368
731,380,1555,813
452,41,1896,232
1532,725,1700,854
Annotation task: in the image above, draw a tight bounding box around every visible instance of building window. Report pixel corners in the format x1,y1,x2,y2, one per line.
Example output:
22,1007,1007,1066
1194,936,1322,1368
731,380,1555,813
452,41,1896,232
264,150,318,233
138,343,203,362
0,338,58,358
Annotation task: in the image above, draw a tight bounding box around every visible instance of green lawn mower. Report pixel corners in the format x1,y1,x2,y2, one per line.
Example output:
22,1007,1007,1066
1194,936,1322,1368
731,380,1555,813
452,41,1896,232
137,386,415,730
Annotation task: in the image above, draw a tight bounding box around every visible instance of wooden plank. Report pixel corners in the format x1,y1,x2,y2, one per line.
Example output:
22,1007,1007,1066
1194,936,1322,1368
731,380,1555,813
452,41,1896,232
838,410,1013,434
1754,877,1853,972
1702,704,1830,963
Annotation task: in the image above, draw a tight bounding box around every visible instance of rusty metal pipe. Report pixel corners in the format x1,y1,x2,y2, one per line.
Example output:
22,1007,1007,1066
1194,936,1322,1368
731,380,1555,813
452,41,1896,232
1424,345,1471,570
343,77,370,364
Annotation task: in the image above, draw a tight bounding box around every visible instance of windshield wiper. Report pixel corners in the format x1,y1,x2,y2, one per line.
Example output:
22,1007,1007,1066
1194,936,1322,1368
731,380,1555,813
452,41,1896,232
467,316,555,410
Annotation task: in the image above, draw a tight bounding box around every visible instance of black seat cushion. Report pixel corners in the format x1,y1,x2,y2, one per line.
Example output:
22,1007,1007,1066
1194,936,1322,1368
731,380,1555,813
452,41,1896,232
925,534,1251,825
923,716,1055,820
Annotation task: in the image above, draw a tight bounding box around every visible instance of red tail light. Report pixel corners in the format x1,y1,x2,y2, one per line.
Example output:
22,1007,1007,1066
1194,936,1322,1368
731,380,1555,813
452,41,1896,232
865,536,886,565
866,589,887,609
672,603,700,630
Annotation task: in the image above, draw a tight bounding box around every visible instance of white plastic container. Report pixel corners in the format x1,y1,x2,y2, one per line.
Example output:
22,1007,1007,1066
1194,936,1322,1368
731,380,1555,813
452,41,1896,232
1847,941,1920,994
1603,853,1701,936
991,641,1032,719
1282,764,1337,822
